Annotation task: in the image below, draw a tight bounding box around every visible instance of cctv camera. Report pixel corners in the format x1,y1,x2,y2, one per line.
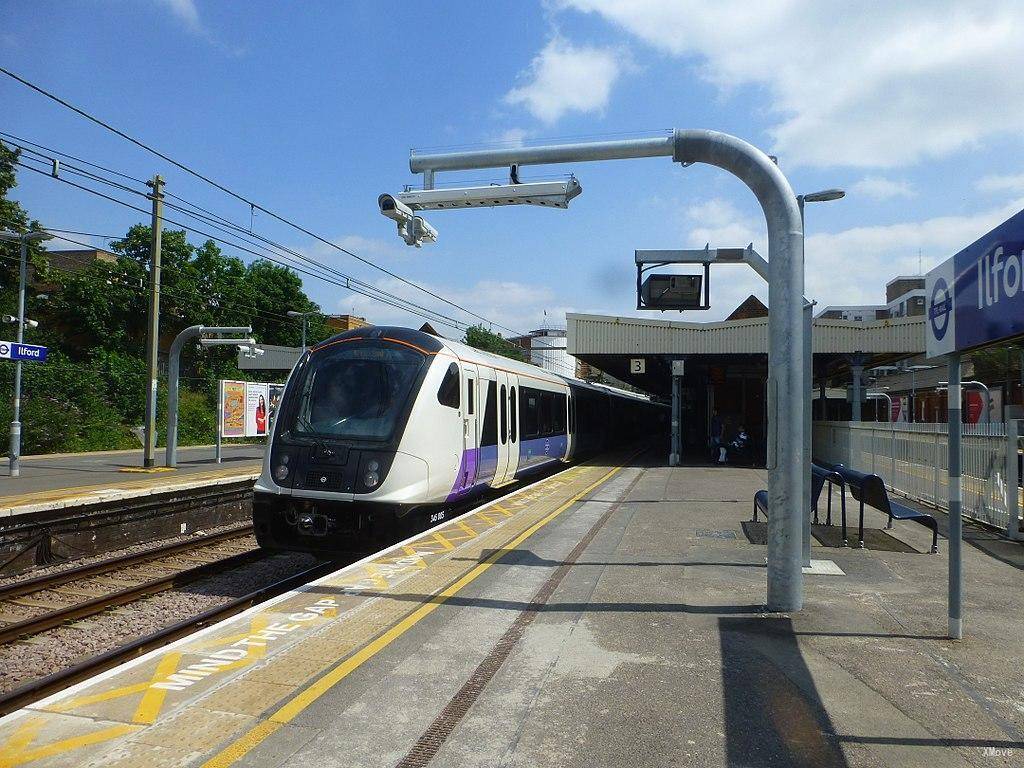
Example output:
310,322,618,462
378,194,415,224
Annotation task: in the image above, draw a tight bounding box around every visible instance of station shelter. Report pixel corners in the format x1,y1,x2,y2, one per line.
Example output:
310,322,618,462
567,310,926,463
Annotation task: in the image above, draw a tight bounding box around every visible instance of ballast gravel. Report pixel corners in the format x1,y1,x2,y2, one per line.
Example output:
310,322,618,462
0,551,323,695
0,521,252,588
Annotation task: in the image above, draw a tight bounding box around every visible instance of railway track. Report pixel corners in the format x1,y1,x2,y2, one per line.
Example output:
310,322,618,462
0,556,342,716
0,525,262,645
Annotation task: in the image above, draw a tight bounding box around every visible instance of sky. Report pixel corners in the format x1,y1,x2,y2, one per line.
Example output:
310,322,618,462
3,1,1024,338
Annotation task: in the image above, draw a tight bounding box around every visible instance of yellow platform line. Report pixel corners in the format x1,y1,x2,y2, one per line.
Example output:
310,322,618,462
455,520,477,538
200,461,628,768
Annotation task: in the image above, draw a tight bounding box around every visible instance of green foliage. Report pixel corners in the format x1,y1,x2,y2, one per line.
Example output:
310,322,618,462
464,324,526,361
177,387,217,446
0,351,135,453
0,149,332,454
0,141,47,321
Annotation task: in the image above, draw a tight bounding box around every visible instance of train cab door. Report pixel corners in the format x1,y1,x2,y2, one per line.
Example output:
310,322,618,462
506,374,520,478
492,370,516,487
461,362,479,490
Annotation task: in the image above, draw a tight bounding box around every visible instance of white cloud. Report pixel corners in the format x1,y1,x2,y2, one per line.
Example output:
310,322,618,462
674,194,1024,310
559,1,1024,168
805,199,1024,304
976,173,1024,195
495,128,530,147
851,176,916,201
505,37,626,124
159,0,202,31
337,276,575,338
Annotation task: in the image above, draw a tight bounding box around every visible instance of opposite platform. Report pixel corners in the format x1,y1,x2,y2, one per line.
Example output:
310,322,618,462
0,445,263,518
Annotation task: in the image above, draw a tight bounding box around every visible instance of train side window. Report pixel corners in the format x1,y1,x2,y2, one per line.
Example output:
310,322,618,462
568,395,574,433
521,388,539,439
553,393,566,433
481,381,498,447
467,378,475,415
540,391,553,435
437,363,460,409
509,386,517,442
499,384,507,444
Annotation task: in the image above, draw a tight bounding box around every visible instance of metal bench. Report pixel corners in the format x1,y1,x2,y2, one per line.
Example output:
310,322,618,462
753,463,844,538
812,463,848,546
832,465,939,553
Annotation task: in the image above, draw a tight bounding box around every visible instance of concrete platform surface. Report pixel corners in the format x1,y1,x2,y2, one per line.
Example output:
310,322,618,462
0,450,1022,767
0,445,263,517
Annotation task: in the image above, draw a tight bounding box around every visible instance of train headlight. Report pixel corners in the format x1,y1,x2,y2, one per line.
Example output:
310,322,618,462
358,456,388,492
273,453,291,481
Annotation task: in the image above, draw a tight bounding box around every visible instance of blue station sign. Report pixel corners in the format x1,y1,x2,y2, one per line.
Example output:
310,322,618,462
926,208,1024,357
0,341,48,362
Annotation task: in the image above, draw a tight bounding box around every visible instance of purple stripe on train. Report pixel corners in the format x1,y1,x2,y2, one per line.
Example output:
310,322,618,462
445,434,568,502
517,434,567,476
445,445,496,502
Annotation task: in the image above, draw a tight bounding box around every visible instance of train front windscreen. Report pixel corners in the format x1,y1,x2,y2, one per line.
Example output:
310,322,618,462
283,342,426,443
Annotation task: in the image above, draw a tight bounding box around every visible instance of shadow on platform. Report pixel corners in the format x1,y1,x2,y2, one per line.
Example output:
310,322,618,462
719,616,849,767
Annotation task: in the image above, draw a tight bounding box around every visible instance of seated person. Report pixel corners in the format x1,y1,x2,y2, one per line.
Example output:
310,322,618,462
718,425,750,464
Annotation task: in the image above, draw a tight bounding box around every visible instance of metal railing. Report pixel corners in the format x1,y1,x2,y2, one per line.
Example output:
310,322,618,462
813,420,1022,538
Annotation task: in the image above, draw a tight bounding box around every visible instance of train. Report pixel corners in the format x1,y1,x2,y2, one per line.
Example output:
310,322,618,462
253,325,664,554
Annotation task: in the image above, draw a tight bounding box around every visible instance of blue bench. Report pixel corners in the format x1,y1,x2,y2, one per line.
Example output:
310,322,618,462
753,463,846,541
812,464,848,545
832,465,939,553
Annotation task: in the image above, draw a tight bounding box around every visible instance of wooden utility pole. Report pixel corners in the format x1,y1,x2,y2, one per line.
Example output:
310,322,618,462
143,174,164,467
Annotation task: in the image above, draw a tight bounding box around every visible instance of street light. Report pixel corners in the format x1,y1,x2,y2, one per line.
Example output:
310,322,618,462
797,188,845,569
938,380,991,423
801,189,846,204
286,310,319,351
0,229,53,477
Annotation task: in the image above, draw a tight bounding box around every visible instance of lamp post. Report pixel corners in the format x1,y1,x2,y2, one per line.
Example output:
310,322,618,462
286,310,319,351
797,189,845,568
907,364,936,423
939,380,991,424
0,229,53,477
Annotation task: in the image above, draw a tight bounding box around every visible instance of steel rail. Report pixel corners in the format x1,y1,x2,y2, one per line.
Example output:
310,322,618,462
0,524,255,601
0,546,267,644
0,557,344,716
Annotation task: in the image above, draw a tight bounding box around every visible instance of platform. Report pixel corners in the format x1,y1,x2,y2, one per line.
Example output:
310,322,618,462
0,445,263,518
0,450,1022,767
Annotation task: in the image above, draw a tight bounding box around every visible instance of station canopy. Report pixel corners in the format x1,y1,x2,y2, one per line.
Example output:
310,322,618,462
567,312,925,397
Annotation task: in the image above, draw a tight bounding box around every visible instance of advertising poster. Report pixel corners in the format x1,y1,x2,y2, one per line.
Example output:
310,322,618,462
246,382,270,437
892,396,908,423
221,380,246,438
268,384,285,429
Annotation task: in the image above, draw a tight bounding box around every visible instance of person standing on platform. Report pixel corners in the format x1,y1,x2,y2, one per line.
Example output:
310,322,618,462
709,409,724,463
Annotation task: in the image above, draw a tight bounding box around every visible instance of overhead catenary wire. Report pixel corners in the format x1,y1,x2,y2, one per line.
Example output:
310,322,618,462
1,134,578,374
0,224,304,329
8,150,475,332
10,157,476,333
0,66,521,335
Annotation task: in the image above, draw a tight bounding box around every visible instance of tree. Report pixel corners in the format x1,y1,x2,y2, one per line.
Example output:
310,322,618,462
245,259,327,347
0,141,47,320
464,325,526,361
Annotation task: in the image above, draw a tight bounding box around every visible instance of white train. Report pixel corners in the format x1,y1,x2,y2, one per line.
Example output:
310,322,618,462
253,325,663,554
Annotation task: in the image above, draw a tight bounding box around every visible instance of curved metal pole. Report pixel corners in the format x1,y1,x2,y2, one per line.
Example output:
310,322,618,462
407,128,806,611
673,130,805,611
166,325,205,468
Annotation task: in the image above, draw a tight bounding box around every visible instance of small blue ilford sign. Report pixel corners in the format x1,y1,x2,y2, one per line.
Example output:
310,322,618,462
926,208,1024,357
0,341,48,362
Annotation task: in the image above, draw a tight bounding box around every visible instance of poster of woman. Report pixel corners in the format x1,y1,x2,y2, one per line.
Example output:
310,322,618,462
245,382,270,437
